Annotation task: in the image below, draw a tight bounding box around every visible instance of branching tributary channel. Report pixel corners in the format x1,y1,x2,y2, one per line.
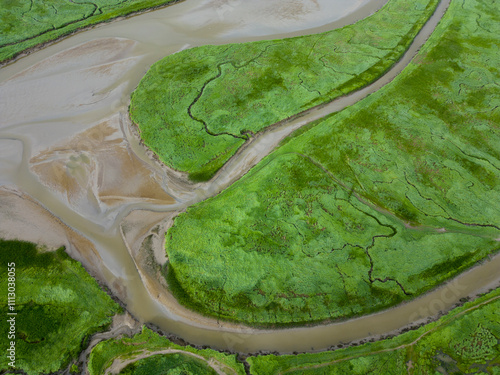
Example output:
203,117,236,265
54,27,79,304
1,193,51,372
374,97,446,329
1,0,499,354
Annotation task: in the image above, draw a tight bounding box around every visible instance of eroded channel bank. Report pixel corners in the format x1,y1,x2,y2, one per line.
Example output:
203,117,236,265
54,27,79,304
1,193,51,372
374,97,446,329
1,0,498,354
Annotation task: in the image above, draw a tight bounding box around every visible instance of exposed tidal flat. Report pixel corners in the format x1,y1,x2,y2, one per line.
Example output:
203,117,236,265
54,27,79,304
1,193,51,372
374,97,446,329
164,0,500,326
130,0,440,181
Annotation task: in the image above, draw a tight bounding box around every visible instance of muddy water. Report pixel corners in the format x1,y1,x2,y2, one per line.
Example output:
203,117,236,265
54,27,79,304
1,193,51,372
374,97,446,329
1,0,499,354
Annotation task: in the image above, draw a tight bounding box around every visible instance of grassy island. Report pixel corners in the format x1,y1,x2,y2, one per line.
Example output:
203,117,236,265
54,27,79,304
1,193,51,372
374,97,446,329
0,239,120,375
130,0,440,181
88,326,245,375
0,0,179,64
164,0,500,325
248,287,500,374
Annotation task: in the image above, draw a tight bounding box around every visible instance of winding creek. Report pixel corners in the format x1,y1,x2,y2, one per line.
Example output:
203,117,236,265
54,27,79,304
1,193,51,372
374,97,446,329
0,0,499,355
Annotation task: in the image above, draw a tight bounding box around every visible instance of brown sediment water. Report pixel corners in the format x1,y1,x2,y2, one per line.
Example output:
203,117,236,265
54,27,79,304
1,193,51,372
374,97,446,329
1,0,499,354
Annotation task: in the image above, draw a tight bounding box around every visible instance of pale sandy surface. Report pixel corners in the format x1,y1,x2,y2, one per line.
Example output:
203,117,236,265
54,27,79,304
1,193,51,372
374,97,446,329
30,114,175,217
0,38,141,150
0,186,105,281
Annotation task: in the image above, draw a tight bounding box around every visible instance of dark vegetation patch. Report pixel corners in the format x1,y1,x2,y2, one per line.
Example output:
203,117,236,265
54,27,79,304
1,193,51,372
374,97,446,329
0,239,120,375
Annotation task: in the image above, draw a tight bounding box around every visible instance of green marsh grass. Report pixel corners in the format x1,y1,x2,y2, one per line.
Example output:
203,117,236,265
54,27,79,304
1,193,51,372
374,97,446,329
87,326,245,375
0,239,120,375
119,353,218,375
164,0,500,325
130,0,440,180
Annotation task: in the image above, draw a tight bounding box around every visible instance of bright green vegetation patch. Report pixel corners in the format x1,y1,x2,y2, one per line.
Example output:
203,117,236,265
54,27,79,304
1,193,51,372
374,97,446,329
119,353,218,375
88,326,245,375
164,0,500,326
0,0,179,64
0,239,120,375
248,287,500,374
130,0,439,181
